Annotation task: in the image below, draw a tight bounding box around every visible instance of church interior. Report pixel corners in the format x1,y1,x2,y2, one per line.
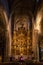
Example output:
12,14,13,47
0,0,43,64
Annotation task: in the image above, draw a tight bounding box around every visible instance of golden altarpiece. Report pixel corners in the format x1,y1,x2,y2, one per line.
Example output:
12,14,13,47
11,16,32,59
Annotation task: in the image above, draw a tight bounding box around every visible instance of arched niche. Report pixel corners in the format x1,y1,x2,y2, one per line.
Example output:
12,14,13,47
0,7,11,62
11,12,32,60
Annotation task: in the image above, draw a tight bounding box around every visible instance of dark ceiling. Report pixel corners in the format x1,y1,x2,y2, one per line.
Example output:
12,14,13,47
7,0,43,14
7,0,42,8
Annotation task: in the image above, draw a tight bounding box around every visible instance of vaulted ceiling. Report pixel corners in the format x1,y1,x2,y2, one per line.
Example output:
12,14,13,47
0,0,43,18
7,0,43,14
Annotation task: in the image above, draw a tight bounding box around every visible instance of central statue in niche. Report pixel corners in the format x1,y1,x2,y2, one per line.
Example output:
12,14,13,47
12,15,32,59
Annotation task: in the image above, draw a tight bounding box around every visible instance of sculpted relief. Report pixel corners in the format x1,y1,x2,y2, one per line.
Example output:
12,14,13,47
12,15,32,56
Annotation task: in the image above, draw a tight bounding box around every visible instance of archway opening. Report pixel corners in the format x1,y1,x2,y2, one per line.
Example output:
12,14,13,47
0,8,11,62
0,16,7,62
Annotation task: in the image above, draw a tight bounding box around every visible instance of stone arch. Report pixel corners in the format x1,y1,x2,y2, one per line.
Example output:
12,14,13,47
10,9,33,60
32,5,43,61
36,5,43,61
11,10,33,33
35,5,43,34
0,6,11,62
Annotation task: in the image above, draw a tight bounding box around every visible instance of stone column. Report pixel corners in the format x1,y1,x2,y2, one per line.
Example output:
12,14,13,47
4,30,10,62
4,25,11,62
32,18,39,62
32,30,39,61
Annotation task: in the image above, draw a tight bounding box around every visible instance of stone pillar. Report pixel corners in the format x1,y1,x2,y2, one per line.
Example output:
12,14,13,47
33,30,39,61
4,30,10,62
4,26,11,62
32,18,39,62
